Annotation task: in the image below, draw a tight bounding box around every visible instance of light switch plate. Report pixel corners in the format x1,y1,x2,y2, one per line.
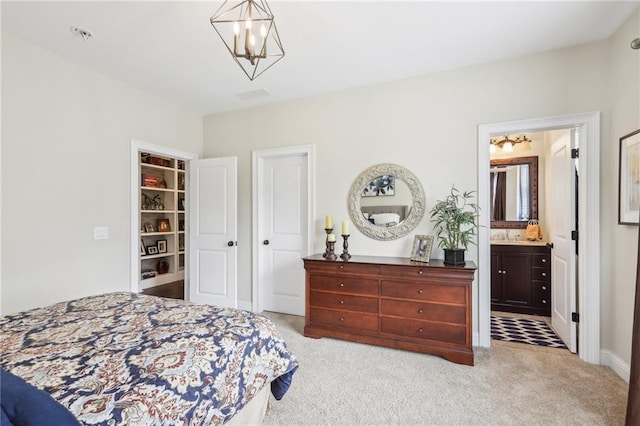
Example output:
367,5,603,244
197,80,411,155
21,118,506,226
94,226,109,240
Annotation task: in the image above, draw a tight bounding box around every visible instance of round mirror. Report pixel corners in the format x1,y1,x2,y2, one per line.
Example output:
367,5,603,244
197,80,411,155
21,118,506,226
347,163,425,240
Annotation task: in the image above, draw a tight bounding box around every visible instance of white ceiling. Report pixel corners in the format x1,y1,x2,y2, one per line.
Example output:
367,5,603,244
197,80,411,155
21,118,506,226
2,1,638,115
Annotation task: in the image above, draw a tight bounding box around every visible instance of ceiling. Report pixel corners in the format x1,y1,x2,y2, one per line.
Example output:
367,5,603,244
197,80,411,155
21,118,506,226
2,1,638,116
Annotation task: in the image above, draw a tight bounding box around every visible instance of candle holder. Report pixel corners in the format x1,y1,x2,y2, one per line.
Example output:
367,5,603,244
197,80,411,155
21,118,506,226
340,234,352,260
325,241,338,260
323,228,333,258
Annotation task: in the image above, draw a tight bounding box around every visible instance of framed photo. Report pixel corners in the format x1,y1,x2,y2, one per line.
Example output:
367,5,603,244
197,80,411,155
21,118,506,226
147,245,159,255
144,223,155,233
410,235,433,263
157,218,171,233
140,239,146,256
179,220,185,231
619,129,640,225
178,198,185,211
362,175,395,197
157,239,167,253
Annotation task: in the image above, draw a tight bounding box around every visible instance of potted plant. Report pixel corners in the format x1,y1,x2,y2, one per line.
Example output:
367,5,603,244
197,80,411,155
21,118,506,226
430,185,479,265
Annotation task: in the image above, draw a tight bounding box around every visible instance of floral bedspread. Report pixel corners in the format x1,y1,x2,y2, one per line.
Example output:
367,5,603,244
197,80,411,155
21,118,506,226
0,292,298,425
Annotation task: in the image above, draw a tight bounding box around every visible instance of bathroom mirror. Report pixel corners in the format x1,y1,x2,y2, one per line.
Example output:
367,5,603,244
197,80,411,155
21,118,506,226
347,163,425,240
489,156,538,229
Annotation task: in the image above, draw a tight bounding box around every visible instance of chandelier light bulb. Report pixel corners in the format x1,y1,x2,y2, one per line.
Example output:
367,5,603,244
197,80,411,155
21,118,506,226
260,25,267,38
233,21,240,35
245,18,252,30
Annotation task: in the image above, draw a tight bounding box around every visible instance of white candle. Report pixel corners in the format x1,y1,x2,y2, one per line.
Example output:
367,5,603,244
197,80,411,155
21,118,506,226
327,233,336,242
342,221,349,235
325,215,333,229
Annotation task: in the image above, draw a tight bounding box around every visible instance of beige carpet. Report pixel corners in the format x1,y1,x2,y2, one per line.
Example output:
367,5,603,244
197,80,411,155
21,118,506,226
262,312,627,425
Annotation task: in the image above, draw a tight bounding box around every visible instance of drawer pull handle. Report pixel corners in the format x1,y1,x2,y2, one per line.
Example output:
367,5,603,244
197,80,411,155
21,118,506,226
339,283,345,287
542,286,547,290
418,270,423,275
542,300,547,304
542,259,547,263
340,317,345,321
542,272,547,277
340,265,344,270
340,300,344,304
418,328,423,333
418,289,424,295
418,308,424,314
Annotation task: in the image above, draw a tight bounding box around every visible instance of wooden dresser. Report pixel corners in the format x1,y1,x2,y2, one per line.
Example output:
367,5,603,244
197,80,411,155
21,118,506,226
303,254,477,366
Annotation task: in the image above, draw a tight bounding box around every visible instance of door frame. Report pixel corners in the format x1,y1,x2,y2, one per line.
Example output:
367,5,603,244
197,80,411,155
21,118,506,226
129,139,198,293
477,112,600,364
251,145,316,313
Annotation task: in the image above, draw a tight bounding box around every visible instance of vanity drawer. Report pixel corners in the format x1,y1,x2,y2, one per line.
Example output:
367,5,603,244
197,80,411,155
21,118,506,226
531,267,551,281
531,254,550,268
310,291,378,313
309,274,378,295
532,280,550,296
380,317,466,345
531,294,550,309
381,281,466,304
380,299,466,324
309,308,378,332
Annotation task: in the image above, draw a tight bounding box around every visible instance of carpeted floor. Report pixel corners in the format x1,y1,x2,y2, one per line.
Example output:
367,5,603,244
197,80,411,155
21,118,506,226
262,312,627,425
491,314,567,349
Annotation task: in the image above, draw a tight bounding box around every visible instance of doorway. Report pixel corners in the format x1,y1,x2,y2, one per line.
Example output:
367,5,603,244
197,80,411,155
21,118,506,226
477,112,601,365
252,145,315,315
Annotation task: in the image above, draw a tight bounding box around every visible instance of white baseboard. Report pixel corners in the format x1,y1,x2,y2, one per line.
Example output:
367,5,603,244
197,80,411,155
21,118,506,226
238,300,253,312
601,349,630,383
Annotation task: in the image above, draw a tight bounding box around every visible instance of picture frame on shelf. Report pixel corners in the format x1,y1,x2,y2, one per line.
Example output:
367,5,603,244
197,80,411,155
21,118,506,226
410,234,433,263
144,223,155,233
157,240,167,253
157,218,171,233
147,245,159,255
179,220,185,231
178,198,185,211
619,129,640,225
140,239,146,256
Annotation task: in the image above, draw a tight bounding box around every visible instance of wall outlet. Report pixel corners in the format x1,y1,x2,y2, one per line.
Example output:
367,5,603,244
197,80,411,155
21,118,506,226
94,226,109,240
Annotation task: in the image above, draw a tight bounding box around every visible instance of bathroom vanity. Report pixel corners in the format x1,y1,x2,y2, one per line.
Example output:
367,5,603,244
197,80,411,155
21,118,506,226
490,240,551,316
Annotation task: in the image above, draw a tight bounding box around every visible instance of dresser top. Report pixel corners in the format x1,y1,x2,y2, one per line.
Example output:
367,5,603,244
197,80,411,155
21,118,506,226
303,253,477,270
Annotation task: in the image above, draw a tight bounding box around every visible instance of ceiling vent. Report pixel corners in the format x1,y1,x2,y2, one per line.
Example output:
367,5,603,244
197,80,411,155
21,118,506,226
235,88,272,100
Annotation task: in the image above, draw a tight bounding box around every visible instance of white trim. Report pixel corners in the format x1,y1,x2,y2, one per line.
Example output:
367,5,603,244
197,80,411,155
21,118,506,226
129,139,198,294
251,145,316,313
237,300,253,312
601,349,631,383
477,112,600,364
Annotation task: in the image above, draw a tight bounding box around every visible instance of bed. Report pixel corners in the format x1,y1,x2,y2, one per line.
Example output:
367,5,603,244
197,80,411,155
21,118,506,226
360,205,409,227
0,292,298,425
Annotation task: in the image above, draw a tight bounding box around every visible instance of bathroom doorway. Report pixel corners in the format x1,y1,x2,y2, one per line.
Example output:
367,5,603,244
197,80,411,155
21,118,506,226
477,112,601,365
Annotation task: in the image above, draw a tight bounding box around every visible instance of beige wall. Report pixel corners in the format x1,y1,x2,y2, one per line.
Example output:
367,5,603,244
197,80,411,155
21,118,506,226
203,9,639,368
603,9,640,369
1,33,203,314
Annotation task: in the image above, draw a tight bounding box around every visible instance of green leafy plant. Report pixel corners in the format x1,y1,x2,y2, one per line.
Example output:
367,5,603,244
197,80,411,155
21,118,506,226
430,186,479,250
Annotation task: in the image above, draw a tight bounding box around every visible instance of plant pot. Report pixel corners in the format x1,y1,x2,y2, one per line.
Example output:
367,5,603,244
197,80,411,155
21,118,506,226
444,249,466,265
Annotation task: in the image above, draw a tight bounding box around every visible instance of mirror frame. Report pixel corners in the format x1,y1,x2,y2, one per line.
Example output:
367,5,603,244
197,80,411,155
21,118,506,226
490,155,539,229
347,163,425,240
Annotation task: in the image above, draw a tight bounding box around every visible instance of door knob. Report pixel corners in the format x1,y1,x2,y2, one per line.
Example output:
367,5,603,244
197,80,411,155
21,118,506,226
263,240,270,245
227,241,235,247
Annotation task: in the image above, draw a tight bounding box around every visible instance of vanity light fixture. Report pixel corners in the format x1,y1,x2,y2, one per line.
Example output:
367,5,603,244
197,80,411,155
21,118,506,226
210,0,285,81
490,135,532,153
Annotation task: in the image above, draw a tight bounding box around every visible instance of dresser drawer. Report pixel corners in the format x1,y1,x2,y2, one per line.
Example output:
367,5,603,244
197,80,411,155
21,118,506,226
532,280,550,296
309,308,378,331
310,291,378,313
305,262,379,275
381,281,466,304
310,275,378,295
380,299,466,324
531,267,550,281
379,265,431,279
531,254,550,268
380,317,466,345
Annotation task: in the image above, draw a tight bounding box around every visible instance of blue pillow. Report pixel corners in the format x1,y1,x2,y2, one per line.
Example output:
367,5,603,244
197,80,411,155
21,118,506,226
1,369,80,426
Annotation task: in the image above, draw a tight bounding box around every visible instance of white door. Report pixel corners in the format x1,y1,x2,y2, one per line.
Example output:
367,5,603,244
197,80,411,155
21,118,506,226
549,131,577,352
188,157,238,308
257,153,308,316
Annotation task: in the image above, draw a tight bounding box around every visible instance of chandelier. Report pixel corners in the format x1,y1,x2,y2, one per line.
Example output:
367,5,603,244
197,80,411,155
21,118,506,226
490,135,532,153
210,0,285,81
